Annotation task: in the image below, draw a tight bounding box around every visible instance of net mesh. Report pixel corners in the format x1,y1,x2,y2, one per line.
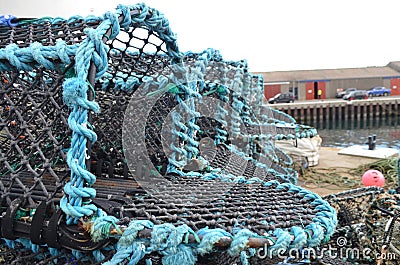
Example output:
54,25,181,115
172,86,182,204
0,18,101,48
0,67,70,211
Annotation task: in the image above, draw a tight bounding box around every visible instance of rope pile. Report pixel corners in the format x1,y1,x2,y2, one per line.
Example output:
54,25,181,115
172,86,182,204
301,157,400,191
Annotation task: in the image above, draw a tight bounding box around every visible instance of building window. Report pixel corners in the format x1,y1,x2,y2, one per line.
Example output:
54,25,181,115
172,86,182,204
289,87,298,99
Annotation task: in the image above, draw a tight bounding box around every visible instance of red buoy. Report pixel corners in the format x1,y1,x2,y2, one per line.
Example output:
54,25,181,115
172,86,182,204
362,169,385,187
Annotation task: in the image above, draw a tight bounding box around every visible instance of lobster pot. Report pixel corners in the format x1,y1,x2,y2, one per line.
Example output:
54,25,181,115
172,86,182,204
0,3,337,265
322,187,399,264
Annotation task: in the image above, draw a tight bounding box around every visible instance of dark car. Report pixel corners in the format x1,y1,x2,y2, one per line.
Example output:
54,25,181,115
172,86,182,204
343,90,368,101
335,87,357,98
268,92,295,104
367,86,391,97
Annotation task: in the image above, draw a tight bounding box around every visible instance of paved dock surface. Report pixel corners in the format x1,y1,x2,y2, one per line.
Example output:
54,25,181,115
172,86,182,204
299,147,386,196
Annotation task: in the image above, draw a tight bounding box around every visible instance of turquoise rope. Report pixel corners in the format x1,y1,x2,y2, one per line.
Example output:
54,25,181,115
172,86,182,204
196,227,232,255
167,55,206,173
214,65,230,144
58,3,182,224
92,179,336,264
0,41,76,71
229,67,244,138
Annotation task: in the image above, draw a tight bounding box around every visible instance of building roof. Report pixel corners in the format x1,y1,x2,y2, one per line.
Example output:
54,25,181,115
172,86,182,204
254,61,400,83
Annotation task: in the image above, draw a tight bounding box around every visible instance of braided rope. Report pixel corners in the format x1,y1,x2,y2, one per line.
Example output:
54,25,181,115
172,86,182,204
88,179,337,265
59,3,182,224
229,67,245,138
166,53,215,175
60,12,111,224
0,42,76,71
253,74,264,116
214,60,230,145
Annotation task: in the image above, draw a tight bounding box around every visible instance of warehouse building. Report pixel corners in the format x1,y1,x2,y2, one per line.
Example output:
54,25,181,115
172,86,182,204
255,61,400,100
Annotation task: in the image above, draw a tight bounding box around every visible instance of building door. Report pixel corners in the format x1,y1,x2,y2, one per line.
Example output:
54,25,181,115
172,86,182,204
318,82,326,99
305,81,326,100
305,82,314,100
391,78,400,95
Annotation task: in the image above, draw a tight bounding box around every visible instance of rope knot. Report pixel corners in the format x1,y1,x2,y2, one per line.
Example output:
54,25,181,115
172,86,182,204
116,4,132,29
5,43,31,70
90,215,121,242
62,77,99,112
80,28,109,79
131,3,148,23
55,40,72,64
103,11,120,40
150,224,197,265
30,42,55,69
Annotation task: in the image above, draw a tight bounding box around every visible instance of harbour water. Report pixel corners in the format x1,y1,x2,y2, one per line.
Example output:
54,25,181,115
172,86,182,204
309,117,400,151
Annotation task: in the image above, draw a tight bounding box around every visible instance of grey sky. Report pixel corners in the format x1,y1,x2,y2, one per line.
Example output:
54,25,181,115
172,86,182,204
2,0,400,72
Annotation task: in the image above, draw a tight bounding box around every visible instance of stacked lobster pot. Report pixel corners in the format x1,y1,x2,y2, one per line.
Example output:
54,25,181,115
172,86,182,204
0,3,337,265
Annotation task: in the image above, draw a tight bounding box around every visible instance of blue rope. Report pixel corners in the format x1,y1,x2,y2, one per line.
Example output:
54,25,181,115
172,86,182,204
166,58,205,173
151,224,198,265
0,42,75,71
214,85,230,145
230,67,244,138
59,2,183,224
196,227,232,255
0,15,18,27
228,229,259,265
268,228,292,255
90,214,121,242
84,178,335,264
102,220,153,265
61,77,100,224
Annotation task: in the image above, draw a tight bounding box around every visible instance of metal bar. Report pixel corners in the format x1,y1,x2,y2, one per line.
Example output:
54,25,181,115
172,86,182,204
85,9,141,170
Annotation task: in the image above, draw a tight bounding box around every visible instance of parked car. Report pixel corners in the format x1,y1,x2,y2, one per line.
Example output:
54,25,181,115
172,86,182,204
367,86,391,97
268,92,295,104
343,90,369,101
335,87,357,98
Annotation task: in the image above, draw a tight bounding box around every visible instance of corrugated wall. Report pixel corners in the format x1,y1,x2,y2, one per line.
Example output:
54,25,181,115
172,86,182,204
390,78,400,95
264,84,281,99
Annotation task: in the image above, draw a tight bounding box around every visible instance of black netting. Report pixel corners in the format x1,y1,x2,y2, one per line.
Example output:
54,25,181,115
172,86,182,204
0,18,101,48
119,180,317,235
0,66,71,212
323,186,384,227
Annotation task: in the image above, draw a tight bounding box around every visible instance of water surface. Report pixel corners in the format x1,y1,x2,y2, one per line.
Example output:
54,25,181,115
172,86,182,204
309,117,400,151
